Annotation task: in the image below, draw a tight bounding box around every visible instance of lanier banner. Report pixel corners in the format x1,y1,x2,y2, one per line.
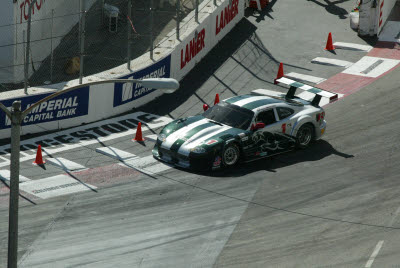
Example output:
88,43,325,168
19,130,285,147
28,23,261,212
0,87,89,129
113,55,171,107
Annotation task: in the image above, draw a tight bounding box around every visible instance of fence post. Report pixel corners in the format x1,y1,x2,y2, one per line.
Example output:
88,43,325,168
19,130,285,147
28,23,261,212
195,0,199,22
25,0,39,94
127,0,132,69
214,0,217,6
150,0,154,60
50,9,54,83
176,0,180,40
79,6,86,84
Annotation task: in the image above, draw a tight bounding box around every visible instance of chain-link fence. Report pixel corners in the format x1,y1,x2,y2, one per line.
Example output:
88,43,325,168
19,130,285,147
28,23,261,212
0,0,210,93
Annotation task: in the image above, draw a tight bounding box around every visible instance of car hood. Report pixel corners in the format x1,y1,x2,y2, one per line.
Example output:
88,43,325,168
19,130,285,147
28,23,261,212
159,115,243,156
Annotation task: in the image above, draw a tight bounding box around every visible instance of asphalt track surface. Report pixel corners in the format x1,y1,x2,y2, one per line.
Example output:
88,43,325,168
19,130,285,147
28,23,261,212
1,0,400,267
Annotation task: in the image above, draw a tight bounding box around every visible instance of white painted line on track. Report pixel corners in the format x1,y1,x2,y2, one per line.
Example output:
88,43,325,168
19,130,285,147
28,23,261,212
285,72,326,84
145,134,158,142
311,57,353,68
96,147,138,161
365,240,384,268
47,157,86,171
20,174,96,199
333,42,373,52
0,111,172,168
342,56,400,78
378,21,400,43
0,170,31,183
120,155,173,175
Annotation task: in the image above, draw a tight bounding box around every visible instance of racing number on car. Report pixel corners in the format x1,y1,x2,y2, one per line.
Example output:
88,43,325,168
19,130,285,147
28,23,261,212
281,123,286,134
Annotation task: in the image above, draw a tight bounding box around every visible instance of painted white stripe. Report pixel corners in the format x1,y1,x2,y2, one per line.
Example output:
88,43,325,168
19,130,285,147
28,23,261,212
365,241,384,268
311,57,353,67
95,147,138,161
0,170,31,183
378,21,400,43
342,56,400,78
145,134,158,142
333,42,373,52
161,118,209,149
20,174,96,199
47,157,86,171
252,89,285,97
179,126,231,156
231,96,268,107
0,111,172,168
120,155,173,175
177,125,223,155
285,72,327,84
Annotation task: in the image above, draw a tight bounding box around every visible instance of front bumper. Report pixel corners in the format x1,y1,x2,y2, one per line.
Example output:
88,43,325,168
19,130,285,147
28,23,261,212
152,143,217,171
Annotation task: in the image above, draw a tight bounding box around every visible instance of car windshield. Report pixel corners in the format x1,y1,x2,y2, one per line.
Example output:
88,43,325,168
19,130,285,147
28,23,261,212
203,102,254,130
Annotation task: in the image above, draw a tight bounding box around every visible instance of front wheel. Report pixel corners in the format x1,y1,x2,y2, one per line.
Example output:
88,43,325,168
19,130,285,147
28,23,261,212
296,124,314,149
222,144,240,167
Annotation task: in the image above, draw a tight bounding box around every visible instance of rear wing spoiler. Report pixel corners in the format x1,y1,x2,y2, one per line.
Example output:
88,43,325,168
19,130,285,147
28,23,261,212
276,77,339,106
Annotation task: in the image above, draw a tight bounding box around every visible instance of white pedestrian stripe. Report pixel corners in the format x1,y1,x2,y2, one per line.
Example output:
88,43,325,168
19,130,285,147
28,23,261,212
120,155,173,175
333,42,373,52
285,72,326,84
47,157,86,171
20,175,96,199
378,21,400,43
0,170,31,183
365,240,384,268
311,57,353,68
342,56,400,78
96,146,138,161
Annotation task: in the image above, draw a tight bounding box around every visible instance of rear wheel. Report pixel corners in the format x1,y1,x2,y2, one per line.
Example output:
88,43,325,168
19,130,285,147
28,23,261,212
222,144,240,167
296,124,314,149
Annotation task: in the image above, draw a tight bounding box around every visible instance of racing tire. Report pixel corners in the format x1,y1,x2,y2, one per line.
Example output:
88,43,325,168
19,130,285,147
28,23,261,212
222,143,240,167
296,124,314,149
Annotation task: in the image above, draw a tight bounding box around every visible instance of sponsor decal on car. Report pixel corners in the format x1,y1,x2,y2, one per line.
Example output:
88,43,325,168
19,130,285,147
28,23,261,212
206,139,218,145
213,155,222,168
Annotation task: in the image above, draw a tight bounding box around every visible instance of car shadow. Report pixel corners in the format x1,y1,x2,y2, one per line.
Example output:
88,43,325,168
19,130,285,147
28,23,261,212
195,139,354,177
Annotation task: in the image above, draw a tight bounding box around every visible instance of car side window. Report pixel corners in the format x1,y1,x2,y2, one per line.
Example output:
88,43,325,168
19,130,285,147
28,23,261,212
277,107,294,120
256,109,276,125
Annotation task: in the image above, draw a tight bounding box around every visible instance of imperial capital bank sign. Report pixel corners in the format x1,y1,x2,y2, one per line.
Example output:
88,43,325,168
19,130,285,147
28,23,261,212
0,87,89,129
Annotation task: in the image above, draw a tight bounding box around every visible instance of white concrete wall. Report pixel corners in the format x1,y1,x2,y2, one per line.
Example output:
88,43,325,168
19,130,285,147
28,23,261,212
0,0,245,140
359,0,398,36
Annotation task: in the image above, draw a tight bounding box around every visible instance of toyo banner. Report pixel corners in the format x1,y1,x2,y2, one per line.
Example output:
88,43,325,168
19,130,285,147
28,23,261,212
0,87,89,129
113,55,171,107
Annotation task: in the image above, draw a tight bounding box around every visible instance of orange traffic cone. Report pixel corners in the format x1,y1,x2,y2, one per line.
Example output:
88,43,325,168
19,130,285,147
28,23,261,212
132,122,145,142
274,62,284,84
325,32,335,51
33,145,45,165
214,94,220,105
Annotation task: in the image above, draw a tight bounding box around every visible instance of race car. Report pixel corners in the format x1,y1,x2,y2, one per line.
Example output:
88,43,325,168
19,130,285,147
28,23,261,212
152,77,338,170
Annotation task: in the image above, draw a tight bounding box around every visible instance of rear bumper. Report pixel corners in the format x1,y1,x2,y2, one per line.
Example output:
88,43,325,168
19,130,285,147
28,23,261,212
316,120,327,140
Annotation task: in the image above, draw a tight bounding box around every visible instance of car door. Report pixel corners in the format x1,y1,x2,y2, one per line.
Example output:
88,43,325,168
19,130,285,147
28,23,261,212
250,108,295,158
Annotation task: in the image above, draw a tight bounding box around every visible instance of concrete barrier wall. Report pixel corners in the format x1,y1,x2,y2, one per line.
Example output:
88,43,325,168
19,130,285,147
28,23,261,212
0,0,244,140
359,0,398,36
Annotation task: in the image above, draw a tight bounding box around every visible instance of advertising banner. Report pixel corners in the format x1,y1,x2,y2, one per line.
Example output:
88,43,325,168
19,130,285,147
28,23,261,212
113,55,171,107
0,87,89,129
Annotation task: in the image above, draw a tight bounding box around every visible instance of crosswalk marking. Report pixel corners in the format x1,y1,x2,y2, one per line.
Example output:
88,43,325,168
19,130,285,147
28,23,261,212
285,72,327,84
0,170,31,183
333,42,373,52
19,174,96,199
96,147,138,161
311,57,353,68
47,157,86,171
120,155,173,175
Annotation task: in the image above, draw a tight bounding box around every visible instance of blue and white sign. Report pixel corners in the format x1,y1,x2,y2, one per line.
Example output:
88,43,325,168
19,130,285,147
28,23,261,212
113,55,171,107
0,87,89,129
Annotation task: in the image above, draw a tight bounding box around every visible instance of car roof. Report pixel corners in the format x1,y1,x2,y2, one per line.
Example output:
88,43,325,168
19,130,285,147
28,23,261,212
224,94,304,111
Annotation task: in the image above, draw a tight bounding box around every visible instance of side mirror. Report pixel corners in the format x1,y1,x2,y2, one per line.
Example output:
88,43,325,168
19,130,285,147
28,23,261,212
203,104,209,111
251,122,265,131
